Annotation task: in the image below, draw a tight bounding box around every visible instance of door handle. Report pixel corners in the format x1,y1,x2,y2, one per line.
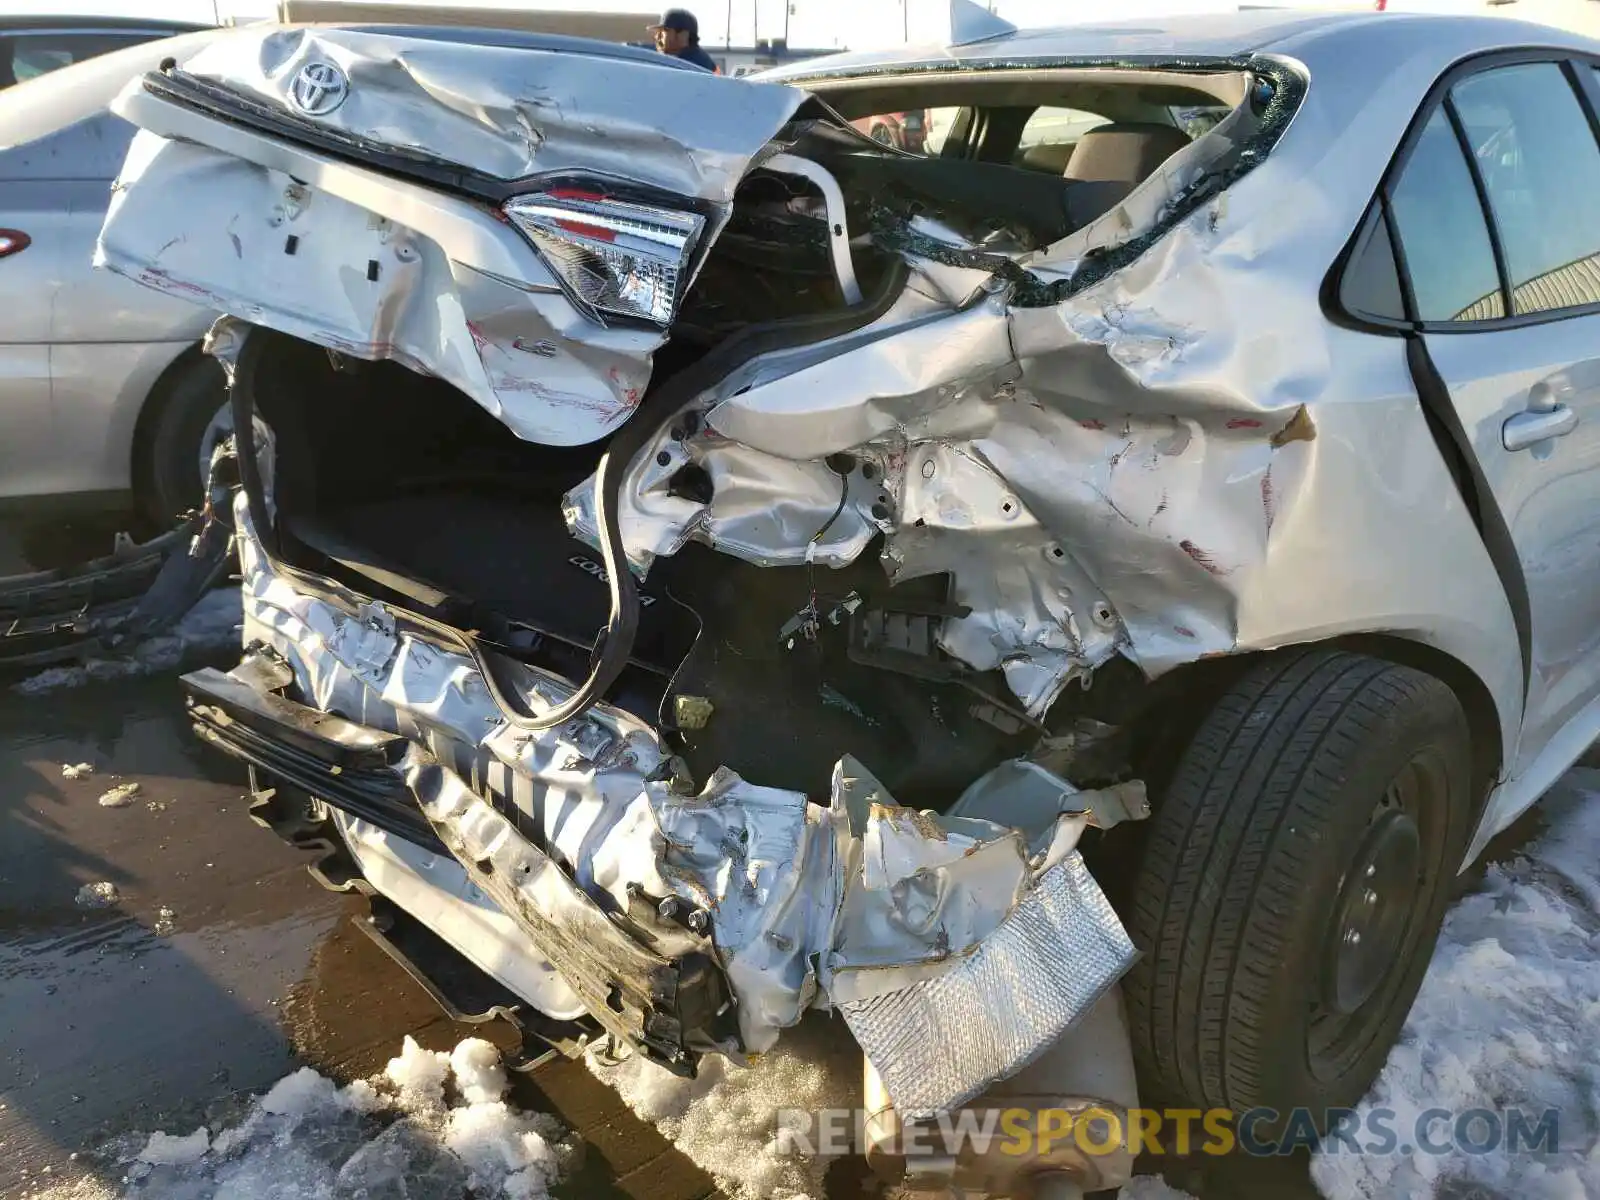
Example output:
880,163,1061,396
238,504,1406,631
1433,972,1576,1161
1502,403,1578,452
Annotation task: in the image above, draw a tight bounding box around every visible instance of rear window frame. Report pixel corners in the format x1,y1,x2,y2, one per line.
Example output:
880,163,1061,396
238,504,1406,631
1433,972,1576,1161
1326,47,1600,336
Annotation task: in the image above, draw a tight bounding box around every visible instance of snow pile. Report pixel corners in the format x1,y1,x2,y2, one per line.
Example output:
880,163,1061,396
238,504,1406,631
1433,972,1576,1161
136,1129,210,1168
14,589,242,695
1313,769,1600,1200
96,782,141,809
73,882,120,910
586,1016,861,1200
55,1036,569,1200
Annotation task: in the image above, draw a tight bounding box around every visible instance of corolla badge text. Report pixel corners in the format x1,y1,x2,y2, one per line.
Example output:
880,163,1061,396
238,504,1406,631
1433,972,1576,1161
289,61,349,117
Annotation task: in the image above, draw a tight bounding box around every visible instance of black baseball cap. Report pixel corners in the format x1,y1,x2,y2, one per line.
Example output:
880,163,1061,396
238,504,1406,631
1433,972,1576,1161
649,8,699,37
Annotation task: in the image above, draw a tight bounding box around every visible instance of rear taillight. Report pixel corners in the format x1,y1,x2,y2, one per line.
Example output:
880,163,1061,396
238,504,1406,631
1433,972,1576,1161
0,230,30,258
503,192,704,327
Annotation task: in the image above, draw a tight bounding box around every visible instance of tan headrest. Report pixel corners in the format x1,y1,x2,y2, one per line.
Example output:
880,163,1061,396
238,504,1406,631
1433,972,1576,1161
1062,122,1192,185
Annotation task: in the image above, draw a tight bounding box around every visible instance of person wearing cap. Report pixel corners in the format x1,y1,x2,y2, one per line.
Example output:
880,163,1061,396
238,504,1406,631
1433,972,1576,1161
650,9,720,72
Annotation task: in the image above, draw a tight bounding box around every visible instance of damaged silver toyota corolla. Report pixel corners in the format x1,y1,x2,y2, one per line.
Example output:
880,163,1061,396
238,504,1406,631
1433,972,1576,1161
93,4,1600,1193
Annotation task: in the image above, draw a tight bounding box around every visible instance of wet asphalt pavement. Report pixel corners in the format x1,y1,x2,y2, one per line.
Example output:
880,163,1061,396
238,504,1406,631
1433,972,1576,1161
0,666,724,1200
3,664,750,1200
0,517,722,1200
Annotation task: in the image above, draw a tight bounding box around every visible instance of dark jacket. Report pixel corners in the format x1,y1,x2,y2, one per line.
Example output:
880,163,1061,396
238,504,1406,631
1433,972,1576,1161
672,41,719,72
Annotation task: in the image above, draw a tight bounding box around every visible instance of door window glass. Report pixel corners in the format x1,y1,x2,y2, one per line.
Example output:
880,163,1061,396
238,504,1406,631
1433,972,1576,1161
1012,105,1110,173
848,108,960,156
4,33,146,85
1340,202,1407,323
1452,64,1600,315
1388,107,1505,322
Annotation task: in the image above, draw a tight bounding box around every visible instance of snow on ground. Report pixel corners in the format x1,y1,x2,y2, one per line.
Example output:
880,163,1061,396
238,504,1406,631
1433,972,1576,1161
13,588,242,695
586,1014,864,1200
31,1037,572,1200
1311,767,1600,1200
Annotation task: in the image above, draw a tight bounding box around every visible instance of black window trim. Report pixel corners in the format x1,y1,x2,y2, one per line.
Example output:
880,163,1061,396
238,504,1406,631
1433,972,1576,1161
1442,93,1514,321
1327,47,1600,337
1382,193,1418,324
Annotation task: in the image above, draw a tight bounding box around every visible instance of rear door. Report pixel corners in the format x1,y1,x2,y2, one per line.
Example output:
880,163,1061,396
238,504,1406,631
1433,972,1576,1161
0,144,63,499
1380,56,1600,777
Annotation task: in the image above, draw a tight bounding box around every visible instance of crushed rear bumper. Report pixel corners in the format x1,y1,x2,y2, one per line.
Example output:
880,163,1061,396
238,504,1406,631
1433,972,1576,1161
186,494,1139,1118
183,657,736,1074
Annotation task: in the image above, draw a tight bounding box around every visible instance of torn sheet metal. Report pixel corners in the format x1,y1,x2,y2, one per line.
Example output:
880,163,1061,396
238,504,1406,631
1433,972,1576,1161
833,852,1134,1121
406,750,720,1069
330,809,589,1022
823,756,1134,1119
590,767,843,1045
564,49,1521,737
565,293,1128,717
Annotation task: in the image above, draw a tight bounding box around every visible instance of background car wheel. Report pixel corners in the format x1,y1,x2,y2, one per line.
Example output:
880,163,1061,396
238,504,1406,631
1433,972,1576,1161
137,355,230,528
1124,649,1473,1125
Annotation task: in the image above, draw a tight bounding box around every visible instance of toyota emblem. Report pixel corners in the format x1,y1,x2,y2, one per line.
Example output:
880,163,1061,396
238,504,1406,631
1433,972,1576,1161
288,60,348,117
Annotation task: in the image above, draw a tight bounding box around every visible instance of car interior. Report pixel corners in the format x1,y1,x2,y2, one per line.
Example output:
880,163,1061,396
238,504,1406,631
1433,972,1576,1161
810,68,1248,233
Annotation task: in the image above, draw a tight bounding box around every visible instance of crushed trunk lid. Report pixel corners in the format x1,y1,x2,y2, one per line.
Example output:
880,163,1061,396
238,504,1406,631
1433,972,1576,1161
96,24,810,446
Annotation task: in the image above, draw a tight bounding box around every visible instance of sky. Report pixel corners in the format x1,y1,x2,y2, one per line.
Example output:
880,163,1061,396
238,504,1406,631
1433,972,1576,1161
0,0,1560,52
0,0,1269,50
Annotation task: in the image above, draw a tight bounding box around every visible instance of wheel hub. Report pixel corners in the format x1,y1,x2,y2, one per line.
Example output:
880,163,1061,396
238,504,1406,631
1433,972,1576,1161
1324,805,1423,1015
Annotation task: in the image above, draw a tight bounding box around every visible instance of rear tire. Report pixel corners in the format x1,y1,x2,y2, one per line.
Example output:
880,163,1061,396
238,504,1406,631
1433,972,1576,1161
137,356,230,528
1124,649,1472,1124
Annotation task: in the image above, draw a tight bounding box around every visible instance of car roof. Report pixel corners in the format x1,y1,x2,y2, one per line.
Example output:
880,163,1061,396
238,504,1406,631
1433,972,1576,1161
761,9,1600,81
0,16,211,35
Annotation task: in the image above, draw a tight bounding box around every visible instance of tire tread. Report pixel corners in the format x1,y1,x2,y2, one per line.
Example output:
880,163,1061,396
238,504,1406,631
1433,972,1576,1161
1125,649,1463,1112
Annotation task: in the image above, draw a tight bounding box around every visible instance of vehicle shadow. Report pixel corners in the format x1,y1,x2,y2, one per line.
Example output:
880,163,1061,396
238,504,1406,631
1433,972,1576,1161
0,672,346,1195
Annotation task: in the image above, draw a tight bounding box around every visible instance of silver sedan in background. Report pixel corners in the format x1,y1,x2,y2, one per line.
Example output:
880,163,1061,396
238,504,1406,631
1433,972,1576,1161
0,30,227,528
0,16,207,87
